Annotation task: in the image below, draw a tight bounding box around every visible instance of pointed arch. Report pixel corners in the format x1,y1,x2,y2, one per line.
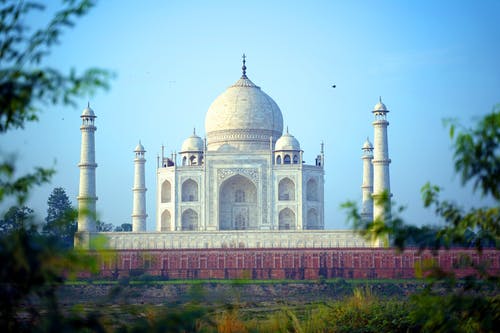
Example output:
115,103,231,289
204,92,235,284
278,177,295,201
160,210,171,231
279,208,296,230
181,209,198,231
307,208,319,230
219,174,257,230
182,179,198,202
276,155,282,164
161,180,171,203
307,178,318,201
284,154,291,164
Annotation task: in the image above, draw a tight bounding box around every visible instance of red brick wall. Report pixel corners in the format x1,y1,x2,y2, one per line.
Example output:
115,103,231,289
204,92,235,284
93,248,500,280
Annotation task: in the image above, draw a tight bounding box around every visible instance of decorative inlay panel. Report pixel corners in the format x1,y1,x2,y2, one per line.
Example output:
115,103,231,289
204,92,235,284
217,168,259,183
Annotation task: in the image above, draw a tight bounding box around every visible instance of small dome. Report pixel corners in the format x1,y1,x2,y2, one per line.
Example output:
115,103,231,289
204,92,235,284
134,141,145,152
373,97,388,112
275,130,300,151
181,130,204,152
362,138,373,150
81,103,96,117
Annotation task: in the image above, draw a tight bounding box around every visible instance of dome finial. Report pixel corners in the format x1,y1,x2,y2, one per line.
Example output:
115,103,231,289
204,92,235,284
241,53,247,78
193,127,196,135
379,96,382,103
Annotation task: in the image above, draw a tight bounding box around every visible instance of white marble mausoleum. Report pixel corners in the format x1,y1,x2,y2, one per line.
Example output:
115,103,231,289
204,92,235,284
75,56,391,249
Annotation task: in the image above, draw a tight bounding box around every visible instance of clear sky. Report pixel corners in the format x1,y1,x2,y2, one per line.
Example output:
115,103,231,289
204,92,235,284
3,0,499,230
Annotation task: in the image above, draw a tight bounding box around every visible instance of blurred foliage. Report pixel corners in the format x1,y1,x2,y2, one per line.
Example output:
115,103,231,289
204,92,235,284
0,162,54,206
344,107,500,252
342,106,500,332
409,292,500,333
1,0,499,331
0,216,99,332
0,0,113,133
447,106,500,200
0,0,114,207
0,205,34,234
0,0,114,331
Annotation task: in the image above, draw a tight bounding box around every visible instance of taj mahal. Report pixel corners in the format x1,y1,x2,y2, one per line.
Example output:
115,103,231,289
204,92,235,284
75,56,391,250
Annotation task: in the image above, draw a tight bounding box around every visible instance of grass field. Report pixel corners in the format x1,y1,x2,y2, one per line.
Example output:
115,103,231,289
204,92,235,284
54,278,499,332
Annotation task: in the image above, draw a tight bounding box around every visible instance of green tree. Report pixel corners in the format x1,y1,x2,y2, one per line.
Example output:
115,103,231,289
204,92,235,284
114,222,132,232
96,220,113,232
0,205,34,235
343,105,500,332
43,187,76,248
449,109,500,200
0,1,110,331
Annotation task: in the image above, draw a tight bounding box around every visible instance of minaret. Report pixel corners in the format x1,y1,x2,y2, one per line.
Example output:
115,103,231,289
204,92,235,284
132,141,147,232
372,97,391,224
361,138,374,222
77,103,98,234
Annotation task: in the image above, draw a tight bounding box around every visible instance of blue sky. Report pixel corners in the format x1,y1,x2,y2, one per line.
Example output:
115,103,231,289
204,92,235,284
4,0,499,229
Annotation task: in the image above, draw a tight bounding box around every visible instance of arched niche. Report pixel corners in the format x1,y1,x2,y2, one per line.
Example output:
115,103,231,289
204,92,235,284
161,210,171,231
306,178,318,201
161,180,171,203
182,179,198,202
278,208,296,230
307,208,319,230
278,177,295,201
181,209,198,230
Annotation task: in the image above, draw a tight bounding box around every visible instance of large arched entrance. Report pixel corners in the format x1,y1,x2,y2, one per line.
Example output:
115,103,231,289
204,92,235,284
219,174,257,230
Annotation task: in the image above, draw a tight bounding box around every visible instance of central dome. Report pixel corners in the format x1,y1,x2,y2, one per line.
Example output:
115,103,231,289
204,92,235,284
205,66,283,151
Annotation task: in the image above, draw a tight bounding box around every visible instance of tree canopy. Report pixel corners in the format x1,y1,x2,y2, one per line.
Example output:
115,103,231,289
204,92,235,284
0,206,34,235
343,105,500,332
114,223,132,232
0,1,110,330
43,187,76,248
